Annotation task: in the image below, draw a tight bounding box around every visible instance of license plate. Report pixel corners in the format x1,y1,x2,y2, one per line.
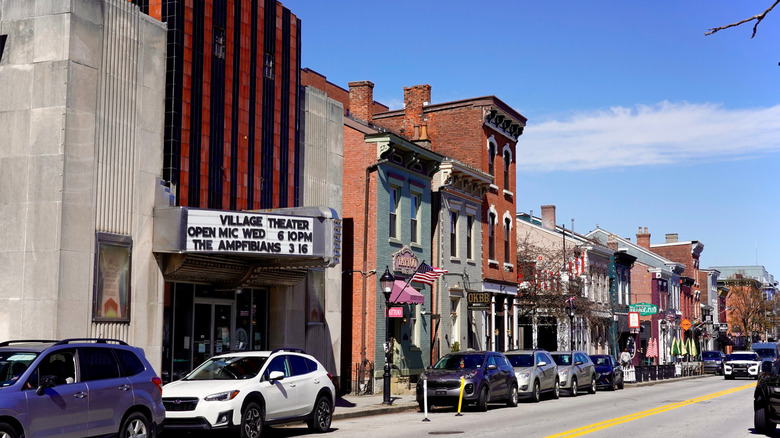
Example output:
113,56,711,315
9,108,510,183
436,390,446,395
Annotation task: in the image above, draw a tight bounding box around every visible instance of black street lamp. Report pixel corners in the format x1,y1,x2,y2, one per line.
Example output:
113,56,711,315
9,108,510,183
380,266,395,405
566,303,576,351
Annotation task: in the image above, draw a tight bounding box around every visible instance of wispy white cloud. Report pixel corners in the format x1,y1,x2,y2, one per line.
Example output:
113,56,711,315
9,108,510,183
519,102,780,172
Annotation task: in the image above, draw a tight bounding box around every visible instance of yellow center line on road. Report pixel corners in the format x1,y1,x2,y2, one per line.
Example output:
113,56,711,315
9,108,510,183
545,382,756,438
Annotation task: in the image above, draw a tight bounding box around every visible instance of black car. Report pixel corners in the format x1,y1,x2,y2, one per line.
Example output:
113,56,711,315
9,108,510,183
701,350,726,374
416,351,518,411
754,360,780,435
590,354,624,390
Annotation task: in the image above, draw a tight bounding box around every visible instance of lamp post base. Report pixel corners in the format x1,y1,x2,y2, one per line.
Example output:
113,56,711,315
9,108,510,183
382,363,392,405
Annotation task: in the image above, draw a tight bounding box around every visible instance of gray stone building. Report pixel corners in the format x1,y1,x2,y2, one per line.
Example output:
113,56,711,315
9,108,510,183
0,0,167,364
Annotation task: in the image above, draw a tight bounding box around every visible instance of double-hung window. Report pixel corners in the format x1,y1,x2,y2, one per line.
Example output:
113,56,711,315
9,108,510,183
389,186,400,239
410,193,420,244
450,211,458,257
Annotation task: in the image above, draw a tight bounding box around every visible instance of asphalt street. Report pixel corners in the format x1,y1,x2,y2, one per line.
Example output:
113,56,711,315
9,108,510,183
260,375,761,438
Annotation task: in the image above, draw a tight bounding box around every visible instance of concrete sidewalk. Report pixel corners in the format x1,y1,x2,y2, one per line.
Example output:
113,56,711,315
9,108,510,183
332,374,715,420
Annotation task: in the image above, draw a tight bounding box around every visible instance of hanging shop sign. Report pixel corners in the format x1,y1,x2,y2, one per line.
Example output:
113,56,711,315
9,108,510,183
629,302,658,316
467,291,491,311
629,312,640,329
392,246,420,276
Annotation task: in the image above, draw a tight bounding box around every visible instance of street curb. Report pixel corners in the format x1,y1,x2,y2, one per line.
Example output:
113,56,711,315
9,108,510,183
625,373,713,388
333,403,419,420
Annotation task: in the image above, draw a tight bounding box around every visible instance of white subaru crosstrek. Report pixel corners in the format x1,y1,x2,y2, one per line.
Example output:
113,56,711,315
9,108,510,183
162,348,335,437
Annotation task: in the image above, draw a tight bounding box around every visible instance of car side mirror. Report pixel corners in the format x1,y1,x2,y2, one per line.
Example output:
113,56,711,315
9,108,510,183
36,375,57,396
575,360,583,366
268,370,285,382
762,361,773,374
487,364,498,371
537,361,547,367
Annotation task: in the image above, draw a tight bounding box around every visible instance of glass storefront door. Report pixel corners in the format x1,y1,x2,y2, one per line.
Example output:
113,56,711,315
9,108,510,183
192,301,234,366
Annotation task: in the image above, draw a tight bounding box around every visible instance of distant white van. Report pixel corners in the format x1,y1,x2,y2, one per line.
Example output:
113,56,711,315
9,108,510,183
751,342,780,363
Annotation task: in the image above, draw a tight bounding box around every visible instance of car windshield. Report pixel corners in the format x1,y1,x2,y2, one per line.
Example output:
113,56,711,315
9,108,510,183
506,354,534,368
0,351,38,387
551,354,572,366
185,356,267,380
702,351,721,360
434,354,484,370
730,353,759,361
592,356,610,366
754,349,777,359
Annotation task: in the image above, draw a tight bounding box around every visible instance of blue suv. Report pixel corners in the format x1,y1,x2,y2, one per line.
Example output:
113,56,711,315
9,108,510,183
0,339,165,438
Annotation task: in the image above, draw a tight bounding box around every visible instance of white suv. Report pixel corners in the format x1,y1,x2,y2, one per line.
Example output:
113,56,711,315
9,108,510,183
162,349,335,437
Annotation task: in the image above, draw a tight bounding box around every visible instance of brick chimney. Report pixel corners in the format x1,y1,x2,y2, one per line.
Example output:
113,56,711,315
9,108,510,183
403,84,431,140
541,205,556,230
607,234,619,251
348,81,374,123
665,233,678,243
636,227,651,249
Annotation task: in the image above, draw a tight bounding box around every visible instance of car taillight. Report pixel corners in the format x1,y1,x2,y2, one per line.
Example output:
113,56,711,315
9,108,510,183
327,372,333,382
152,376,163,394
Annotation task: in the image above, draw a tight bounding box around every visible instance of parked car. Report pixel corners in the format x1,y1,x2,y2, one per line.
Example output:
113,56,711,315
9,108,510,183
0,338,165,438
590,354,624,390
724,350,762,380
416,351,518,411
549,351,597,397
754,359,780,436
162,348,335,436
504,349,559,402
752,342,780,365
701,350,726,374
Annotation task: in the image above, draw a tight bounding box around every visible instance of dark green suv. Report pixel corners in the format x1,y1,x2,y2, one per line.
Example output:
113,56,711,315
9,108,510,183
754,359,780,435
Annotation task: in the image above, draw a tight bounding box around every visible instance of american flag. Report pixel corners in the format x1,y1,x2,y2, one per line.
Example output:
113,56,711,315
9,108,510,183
411,263,448,286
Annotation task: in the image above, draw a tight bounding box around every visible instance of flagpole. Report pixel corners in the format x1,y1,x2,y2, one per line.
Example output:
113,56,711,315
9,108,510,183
396,260,426,298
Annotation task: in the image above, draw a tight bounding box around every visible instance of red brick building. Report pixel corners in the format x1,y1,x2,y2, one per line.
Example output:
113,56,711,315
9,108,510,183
650,234,705,344
372,85,526,351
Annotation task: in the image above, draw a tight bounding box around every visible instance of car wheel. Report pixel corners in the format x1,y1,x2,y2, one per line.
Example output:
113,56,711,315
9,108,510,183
241,402,264,438
553,378,560,399
588,375,597,394
0,423,20,438
119,412,151,438
618,377,624,390
307,395,333,433
530,380,541,403
570,378,578,397
506,384,519,407
609,376,617,391
755,404,777,435
477,385,489,411
418,400,426,412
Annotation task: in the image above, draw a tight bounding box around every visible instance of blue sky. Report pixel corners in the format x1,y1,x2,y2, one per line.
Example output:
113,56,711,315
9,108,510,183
286,0,780,279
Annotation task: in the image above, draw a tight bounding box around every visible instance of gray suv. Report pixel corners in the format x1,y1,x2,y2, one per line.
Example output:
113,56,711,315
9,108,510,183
504,350,559,402
0,338,165,438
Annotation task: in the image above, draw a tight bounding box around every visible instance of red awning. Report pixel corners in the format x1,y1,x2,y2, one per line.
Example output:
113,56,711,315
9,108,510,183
389,280,424,304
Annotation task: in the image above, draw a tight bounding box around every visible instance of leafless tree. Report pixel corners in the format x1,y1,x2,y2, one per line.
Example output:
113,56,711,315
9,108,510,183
706,0,780,38
723,275,769,347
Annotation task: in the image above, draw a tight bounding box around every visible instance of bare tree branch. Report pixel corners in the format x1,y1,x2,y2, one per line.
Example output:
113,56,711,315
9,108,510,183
705,0,780,38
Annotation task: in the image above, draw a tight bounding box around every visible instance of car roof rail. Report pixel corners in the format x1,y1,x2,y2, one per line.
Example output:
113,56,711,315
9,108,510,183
0,340,58,347
271,348,307,355
54,338,128,346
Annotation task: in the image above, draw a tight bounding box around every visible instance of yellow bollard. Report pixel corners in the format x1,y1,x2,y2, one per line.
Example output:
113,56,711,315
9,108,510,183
456,376,465,416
